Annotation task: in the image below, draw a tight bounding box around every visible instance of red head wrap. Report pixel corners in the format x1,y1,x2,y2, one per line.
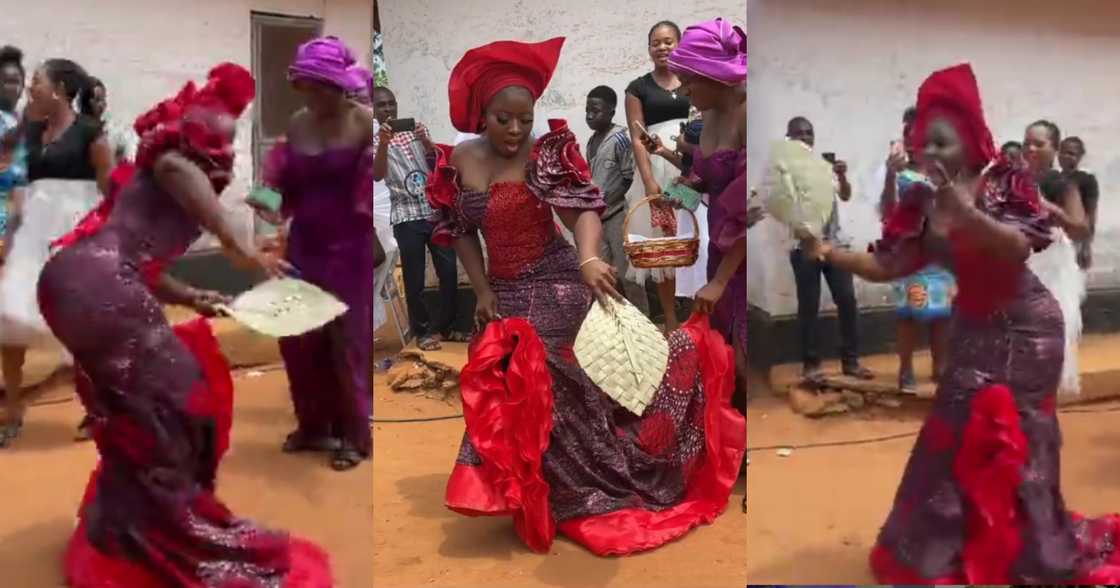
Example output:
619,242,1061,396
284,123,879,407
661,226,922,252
134,63,256,193
448,37,564,133
911,63,996,172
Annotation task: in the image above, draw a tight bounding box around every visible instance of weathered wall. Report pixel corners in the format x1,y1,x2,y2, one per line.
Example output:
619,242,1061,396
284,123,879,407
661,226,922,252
746,0,1120,316
0,0,371,249
380,0,744,147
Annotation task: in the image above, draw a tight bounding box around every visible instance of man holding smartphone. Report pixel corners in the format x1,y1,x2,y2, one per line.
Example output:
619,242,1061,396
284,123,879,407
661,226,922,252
372,86,462,351
784,116,872,382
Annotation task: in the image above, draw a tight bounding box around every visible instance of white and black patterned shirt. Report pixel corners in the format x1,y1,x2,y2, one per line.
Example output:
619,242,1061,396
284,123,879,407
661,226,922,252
373,121,435,226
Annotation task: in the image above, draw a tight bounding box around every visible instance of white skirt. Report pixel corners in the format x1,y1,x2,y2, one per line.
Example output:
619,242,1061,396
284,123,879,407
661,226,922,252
1028,229,1085,396
624,118,710,299
0,178,102,351
373,178,397,331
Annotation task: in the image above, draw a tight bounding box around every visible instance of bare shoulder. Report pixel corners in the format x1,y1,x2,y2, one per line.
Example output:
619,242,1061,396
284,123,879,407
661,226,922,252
288,108,312,138
450,138,486,168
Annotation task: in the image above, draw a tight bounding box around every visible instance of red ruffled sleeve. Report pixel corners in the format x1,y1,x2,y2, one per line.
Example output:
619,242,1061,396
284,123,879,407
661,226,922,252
526,119,605,213
976,159,1052,252
711,149,748,253
869,179,934,278
426,143,471,247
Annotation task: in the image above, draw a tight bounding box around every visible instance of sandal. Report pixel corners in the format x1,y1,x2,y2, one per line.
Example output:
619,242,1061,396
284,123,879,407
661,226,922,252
801,364,825,386
898,370,918,395
843,364,875,380
444,331,471,343
282,431,340,453
417,335,442,351
330,446,365,471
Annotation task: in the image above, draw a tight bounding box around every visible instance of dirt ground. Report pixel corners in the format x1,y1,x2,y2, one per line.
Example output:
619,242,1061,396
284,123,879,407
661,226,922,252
0,314,373,588
746,336,1120,583
372,326,747,588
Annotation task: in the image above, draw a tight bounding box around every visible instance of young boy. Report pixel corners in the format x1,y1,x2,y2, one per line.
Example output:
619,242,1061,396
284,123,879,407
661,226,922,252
585,85,647,312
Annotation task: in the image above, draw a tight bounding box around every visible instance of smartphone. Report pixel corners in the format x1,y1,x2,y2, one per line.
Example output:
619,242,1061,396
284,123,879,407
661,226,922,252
822,152,837,164
390,118,416,132
632,121,653,143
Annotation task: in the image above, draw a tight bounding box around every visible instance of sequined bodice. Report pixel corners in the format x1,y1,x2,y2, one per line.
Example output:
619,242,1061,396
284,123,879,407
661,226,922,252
100,173,200,261
461,182,565,280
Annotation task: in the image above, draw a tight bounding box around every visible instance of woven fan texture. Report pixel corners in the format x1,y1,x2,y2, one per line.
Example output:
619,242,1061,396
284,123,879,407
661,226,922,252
763,139,835,237
574,299,669,416
220,278,349,338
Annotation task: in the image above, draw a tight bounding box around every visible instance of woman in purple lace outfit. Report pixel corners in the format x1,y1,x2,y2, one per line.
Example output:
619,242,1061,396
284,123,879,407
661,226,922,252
662,18,753,414
262,37,374,471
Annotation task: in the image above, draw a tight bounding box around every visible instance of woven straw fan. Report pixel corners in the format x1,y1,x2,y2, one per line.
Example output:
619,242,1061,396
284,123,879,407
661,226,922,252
574,298,669,416
763,139,836,238
216,278,349,338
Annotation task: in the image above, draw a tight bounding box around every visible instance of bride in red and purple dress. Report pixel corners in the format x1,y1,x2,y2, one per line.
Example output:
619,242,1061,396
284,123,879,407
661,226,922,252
37,64,332,587
803,63,1120,583
427,37,745,556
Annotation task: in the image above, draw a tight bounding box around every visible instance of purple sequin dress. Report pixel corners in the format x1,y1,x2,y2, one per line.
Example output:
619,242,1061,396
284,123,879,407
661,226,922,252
870,162,1120,582
266,142,374,457
431,122,744,556
692,148,747,360
37,171,332,586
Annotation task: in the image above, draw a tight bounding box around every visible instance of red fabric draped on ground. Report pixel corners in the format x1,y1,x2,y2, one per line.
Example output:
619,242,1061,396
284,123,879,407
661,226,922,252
445,314,743,556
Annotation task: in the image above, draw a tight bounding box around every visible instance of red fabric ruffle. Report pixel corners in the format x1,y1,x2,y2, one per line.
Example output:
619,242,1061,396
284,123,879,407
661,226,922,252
425,143,464,247
525,119,605,213
557,314,744,556
444,317,556,553
954,384,1027,582
135,64,254,194
51,162,136,251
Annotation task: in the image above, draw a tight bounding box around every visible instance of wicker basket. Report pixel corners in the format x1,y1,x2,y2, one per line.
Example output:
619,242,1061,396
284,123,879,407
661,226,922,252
622,195,701,269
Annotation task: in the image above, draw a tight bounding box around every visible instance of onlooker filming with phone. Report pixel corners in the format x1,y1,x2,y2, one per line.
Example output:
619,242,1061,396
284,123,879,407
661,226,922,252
784,116,871,383
372,86,465,350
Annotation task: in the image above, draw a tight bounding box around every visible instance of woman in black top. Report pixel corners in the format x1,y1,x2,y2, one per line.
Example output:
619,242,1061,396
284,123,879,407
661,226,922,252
0,59,112,445
624,20,692,332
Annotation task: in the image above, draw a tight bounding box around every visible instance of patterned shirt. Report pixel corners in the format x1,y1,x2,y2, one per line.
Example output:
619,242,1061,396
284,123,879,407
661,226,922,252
0,111,28,235
587,124,634,219
373,121,435,226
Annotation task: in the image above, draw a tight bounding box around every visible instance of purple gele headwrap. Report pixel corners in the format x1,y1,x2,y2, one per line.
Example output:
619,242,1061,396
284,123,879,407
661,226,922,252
667,18,747,86
288,36,368,93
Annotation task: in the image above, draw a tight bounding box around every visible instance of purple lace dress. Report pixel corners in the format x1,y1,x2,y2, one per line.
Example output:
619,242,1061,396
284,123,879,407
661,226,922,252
692,148,747,364
265,142,374,457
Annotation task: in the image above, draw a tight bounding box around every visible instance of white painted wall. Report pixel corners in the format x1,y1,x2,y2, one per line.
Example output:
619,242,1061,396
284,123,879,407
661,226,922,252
747,0,1120,316
0,0,372,249
380,0,744,148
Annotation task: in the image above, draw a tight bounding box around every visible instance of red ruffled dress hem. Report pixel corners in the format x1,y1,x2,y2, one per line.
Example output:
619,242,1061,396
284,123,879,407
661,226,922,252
445,314,743,556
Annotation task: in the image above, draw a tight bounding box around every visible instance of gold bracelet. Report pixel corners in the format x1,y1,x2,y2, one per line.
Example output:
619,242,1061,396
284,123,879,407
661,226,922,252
579,256,601,269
